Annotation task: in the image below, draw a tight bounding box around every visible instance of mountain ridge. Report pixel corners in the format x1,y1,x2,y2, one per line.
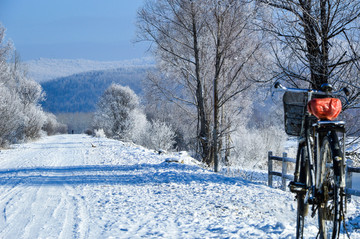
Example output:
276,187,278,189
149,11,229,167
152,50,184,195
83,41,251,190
26,57,154,82
40,65,152,113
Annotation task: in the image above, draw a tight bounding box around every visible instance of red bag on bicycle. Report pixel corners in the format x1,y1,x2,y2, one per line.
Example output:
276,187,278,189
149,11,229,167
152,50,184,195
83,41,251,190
307,98,342,121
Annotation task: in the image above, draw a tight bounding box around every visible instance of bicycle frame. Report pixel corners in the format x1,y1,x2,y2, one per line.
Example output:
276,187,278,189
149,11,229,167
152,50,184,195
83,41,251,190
303,119,346,205
314,121,346,188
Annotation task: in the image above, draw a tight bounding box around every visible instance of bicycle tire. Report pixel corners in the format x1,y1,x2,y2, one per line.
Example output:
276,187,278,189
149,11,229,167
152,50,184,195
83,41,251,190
296,146,310,239
318,136,341,239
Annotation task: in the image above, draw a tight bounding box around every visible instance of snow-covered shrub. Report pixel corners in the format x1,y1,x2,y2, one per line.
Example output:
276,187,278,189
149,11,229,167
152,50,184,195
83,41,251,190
93,84,177,151
143,119,176,151
22,104,46,140
0,86,24,146
94,128,106,138
42,113,57,135
42,112,68,136
14,77,47,140
230,125,287,169
56,124,68,135
129,109,149,145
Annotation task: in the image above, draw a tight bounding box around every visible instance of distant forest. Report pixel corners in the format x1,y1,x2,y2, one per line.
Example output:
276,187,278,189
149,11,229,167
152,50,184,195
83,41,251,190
40,66,151,113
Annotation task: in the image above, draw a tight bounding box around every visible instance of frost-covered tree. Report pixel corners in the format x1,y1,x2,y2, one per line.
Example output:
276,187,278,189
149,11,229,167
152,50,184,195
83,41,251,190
93,84,146,141
138,0,212,163
16,77,44,107
143,119,176,151
227,86,288,168
257,0,360,145
23,105,46,139
42,112,68,136
129,108,149,145
258,0,360,90
0,86,24,146
9,58,47,139
138,0,263,168
0,24,52,146
0,25,11,82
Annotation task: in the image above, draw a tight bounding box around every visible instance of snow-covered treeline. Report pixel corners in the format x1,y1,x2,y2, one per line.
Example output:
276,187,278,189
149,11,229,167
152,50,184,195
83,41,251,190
0,25,66,147
89,82,287,170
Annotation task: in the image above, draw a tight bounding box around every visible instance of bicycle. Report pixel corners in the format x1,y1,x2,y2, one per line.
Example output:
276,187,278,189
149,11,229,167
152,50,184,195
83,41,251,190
274,82,349,239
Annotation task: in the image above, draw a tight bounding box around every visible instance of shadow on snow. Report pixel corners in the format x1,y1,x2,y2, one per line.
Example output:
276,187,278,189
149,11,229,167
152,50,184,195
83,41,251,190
0,163,248,187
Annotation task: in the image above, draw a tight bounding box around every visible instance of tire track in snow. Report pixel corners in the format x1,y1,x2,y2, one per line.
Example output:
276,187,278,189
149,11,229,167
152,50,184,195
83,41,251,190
63,184,91,239
0,135,94,239
0,185,41,238
52,187,72,238
22,183,75,239
23,183,49,238
47,136,92,239
0,185,23,225
0,142,58,232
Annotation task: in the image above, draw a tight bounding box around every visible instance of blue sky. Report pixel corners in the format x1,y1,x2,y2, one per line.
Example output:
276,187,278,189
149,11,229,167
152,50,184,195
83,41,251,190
0,0,149,61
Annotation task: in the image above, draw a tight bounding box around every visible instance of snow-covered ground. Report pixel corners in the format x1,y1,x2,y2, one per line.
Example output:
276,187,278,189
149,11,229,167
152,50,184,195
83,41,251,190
0,134,359,238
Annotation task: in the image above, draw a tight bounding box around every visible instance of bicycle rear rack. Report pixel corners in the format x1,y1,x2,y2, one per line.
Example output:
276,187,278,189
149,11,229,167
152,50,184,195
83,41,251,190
313,121,345,133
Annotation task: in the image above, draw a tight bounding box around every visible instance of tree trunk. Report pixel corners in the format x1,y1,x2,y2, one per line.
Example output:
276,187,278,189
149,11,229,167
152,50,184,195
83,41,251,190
191,3,211,165
213,14,222,172
301,1,326,89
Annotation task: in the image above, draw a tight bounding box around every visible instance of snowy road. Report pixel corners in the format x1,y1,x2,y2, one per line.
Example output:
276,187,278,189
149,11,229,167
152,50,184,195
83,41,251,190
0,135,359,238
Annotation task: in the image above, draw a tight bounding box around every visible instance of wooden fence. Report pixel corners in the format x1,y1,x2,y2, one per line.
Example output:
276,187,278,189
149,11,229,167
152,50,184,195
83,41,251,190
268,151,360,199
346,160,360,198
268,152,296,191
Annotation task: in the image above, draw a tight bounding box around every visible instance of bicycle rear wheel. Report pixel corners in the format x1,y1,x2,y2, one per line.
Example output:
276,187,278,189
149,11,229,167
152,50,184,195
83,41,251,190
296,146,310,239
318,136,341,239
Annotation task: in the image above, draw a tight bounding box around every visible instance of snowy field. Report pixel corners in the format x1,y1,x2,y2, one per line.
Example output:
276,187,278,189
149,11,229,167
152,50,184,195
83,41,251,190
0,134,359,238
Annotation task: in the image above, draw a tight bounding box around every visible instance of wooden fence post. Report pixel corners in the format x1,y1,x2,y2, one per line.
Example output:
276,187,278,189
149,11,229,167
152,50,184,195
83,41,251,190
268,151,273,187
346,159,353,202
282,152,288,191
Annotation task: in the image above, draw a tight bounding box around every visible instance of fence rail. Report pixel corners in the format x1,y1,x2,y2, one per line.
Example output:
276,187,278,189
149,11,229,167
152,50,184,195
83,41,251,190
346,160,360,198
268,152,296,191
268,151,360,199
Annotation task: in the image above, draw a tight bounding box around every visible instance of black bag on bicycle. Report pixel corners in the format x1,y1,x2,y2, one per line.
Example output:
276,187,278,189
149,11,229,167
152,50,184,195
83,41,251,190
283,91,308,136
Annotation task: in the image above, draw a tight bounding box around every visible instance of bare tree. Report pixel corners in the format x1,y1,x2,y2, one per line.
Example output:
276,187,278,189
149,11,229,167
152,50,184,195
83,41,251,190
205,1,262,170
138,0,261,168
258,0,360,90
138,0,212,164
